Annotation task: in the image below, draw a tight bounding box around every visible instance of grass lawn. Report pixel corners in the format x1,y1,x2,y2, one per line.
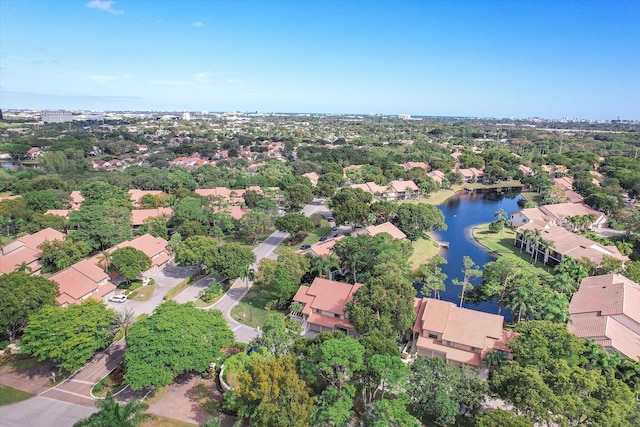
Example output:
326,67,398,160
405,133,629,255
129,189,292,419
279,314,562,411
130,284,155,301
0,385,34,406
519,191,541,205
191,383,219,416
409,235,442,269
399,185,463,206
472,223,555,281
230,288,281,328
1,357,40,372
274,221,332,255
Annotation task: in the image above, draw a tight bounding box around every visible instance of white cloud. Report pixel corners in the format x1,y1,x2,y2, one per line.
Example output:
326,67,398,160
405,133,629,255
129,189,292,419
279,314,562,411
194,72,210,84
87,75,117,85
192,22,205,27
86,1,124,15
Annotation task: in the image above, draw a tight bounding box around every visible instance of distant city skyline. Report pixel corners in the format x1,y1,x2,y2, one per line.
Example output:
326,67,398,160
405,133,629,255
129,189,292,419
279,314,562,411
1,0,638,120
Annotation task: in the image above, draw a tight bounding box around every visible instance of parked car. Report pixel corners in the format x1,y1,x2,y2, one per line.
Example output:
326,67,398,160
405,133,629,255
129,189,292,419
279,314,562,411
109,294,127,303
319,236,328,242
300,244,311,250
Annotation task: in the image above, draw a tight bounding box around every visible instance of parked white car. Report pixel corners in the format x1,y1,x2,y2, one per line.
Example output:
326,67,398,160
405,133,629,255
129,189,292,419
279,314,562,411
109,294,127,303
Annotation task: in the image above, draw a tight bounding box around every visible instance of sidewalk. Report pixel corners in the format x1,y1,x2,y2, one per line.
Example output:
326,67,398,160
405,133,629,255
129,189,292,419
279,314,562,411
39,338,126,406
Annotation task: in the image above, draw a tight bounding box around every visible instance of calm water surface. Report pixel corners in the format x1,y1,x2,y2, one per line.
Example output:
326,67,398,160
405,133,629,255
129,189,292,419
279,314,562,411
424,191,522,321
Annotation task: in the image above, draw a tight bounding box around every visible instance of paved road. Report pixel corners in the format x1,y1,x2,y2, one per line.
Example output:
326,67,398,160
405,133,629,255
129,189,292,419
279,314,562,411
0,396,98,427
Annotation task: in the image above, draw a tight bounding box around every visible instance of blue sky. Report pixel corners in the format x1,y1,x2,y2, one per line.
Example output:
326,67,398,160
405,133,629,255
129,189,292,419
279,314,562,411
1,0,638,119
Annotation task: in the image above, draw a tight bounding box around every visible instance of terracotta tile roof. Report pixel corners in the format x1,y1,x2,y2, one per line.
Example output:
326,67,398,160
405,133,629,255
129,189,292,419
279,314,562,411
539,203,604,221
427,170,445,184
69,191,84,206
516,223,628,266
19,228,65,249
44,209,71,218
389,180,419,192
115,234,170,266
0,228,64,274
362,222,407,240
128,189,165,206
308,237,343,259
130,208,172,226
293,278,362,319
413,298,510,367
416,336,482,367
51,261,110,303
402,162,429,171
568,274,640,359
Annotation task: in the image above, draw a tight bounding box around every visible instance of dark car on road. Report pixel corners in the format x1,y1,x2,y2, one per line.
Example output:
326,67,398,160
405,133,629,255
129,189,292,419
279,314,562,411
300,244,311,250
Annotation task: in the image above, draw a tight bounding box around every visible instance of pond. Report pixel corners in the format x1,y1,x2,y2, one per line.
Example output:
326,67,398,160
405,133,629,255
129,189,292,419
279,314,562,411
424,190,522,321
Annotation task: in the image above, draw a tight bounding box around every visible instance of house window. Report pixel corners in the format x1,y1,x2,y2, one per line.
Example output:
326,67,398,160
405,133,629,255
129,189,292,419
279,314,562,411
446,341,454,347
428,333,438,339
334,313,340,318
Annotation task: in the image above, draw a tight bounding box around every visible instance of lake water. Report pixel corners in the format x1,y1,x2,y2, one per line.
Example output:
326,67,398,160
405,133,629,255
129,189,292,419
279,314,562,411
424,191,522,321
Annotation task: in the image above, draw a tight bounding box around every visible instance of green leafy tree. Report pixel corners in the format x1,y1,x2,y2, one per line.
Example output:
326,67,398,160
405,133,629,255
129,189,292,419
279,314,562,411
255,250,310,301
21,300,115,372
409,356,488,426
237,211,274,236
68,205,132,251
204,242,256,279
345,266,416,340
125,301,234,390
474,409,533,427
175,235,218,273
111,247,152,282
392,203,446,241
333,199,370,230
73,393,151,427
38,239,92,272
274,212,314,238
285,183,313,209
0,272,59,341
249,312,302,356
233,355,313,427
358,397,421,427
81,181,131,208
23,190,65,213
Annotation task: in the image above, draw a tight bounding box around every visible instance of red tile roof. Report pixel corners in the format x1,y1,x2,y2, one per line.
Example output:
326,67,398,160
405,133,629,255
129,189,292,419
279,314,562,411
568,274,640,359
130,208,173,226
293,278,363,331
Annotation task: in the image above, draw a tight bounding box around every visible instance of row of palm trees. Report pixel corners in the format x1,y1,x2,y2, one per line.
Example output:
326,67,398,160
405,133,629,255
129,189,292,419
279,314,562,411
517,228,555,265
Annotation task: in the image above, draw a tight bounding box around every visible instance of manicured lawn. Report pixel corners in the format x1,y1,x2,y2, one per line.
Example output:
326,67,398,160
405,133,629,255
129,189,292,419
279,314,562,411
129,284,155,301
399,185,463,206
473,223,555,281
0,385,34,406
409,235,442,269
273,221,332,255
519,191,541,205
230,288,280,328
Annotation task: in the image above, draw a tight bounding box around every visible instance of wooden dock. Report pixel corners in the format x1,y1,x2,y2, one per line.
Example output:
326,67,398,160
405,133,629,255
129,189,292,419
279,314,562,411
438,241,450,248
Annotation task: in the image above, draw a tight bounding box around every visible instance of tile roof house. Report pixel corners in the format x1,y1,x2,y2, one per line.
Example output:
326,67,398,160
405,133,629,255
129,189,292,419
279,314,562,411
110,234,172,276
514,221,628,268
552,177,584,203
128,189,166,208
412,298,515,368
69,191,84,210
401,162,429,171
0,228,65,275
130,207,173,226
427,170,446,185
50,259,116,306
510,203,607,229
348,180,420,201
292,278,363,336
455,167,485,183
353,222,407,240
568,274,640,360
302,172,321,187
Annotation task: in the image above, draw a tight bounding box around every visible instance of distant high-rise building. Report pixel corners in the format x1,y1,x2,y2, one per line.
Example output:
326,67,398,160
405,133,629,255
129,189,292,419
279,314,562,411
182,112,191,121
0,109,3,121
41,110,72,123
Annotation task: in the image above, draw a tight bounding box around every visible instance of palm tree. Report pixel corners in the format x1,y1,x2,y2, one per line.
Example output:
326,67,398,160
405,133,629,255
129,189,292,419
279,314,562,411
111,308,136,339
13,262,33,273
528,229,542,264
97,250,113,272
519,229,532,253
73,393,151,427
240,264,254,290
483,350,507,375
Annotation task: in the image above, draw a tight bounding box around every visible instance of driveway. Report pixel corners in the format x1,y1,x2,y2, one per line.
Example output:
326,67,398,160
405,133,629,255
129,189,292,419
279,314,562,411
106,262,200,317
